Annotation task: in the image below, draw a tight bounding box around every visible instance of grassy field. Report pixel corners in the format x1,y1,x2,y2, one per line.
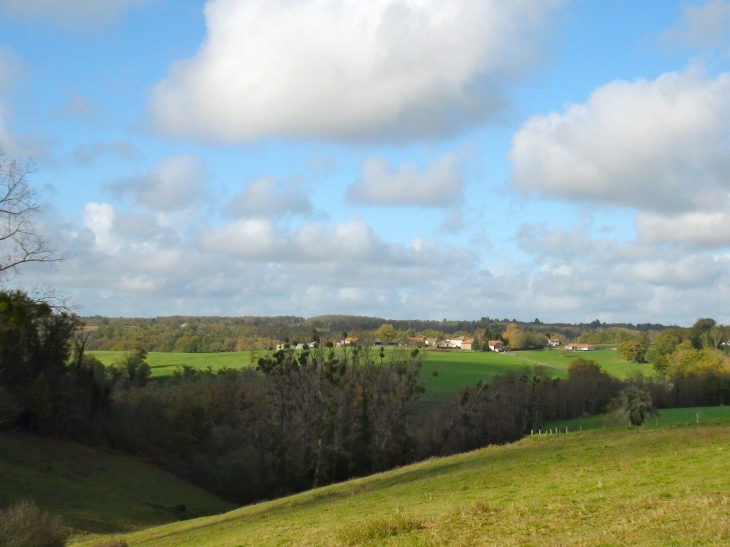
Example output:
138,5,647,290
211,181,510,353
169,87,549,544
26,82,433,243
543,406,730,432
89,349,563,402
70,423,730,546
88,347,637,400
0,434,235,539
88,350,254,376
507,347,655,378
420,350,565,400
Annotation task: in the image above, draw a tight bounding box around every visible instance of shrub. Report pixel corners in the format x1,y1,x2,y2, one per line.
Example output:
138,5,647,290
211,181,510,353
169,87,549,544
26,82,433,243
0,500,68,547
615,387,656,426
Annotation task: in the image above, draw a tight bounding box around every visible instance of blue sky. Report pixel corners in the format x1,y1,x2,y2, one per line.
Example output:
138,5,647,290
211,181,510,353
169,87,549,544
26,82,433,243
2,0,730,325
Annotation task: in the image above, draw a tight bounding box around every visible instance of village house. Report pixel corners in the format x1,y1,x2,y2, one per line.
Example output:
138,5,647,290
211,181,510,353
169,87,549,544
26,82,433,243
564,343,595,351
275,342,311,351
336,337,359,347
488,340,505,352
461,338,474,351
548,339,561,347
448,337,465,349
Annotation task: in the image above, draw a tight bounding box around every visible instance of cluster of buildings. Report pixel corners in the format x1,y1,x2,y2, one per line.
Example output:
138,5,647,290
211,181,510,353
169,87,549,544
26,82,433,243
334,336,507,352
285,335,594,353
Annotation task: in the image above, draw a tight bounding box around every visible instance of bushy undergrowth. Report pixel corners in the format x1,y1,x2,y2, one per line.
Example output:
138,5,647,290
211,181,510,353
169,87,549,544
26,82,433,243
0,500,67,547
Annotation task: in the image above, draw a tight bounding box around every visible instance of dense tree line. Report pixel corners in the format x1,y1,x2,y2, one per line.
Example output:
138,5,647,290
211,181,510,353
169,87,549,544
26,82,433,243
81,314,672,353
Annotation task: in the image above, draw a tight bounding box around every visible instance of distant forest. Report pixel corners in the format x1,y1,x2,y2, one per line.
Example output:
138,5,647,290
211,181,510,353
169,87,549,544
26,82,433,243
81,314,671,353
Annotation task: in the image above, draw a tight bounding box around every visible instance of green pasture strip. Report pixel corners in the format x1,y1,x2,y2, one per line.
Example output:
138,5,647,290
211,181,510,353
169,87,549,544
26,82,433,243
543,406,730,432
0,433,235,539
88,349,561,400
420,350,564,401
508,347,655,378
88,351,254,377
72,424,730,547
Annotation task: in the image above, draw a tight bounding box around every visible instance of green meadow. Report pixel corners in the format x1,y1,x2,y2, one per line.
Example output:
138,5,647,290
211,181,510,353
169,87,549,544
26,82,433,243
89,347,644,400
543,405,730,432
419,350,565,400
0,433,235,539
507,347,655,378
88,350,255,376
69,423,730,547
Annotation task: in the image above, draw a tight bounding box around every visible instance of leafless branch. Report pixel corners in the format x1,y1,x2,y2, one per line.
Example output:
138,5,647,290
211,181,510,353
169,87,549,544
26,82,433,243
0,147,65,280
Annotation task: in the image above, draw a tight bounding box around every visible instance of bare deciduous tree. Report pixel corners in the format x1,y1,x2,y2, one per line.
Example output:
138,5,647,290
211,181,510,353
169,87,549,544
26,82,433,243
0,149,62,278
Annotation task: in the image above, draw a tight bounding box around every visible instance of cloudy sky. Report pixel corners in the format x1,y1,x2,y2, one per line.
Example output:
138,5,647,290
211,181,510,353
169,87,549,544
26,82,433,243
2,0,730,324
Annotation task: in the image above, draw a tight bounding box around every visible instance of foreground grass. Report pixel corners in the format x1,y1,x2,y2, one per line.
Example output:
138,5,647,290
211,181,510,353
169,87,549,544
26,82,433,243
73,424,730,546
0,434,235,538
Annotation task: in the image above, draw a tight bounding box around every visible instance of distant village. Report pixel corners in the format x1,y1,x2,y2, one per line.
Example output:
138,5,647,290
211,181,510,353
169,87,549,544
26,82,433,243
275,336,598,353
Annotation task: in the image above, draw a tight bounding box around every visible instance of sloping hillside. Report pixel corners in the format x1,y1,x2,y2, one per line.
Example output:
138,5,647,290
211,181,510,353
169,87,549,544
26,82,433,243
71,423,730,546
0,433,235,537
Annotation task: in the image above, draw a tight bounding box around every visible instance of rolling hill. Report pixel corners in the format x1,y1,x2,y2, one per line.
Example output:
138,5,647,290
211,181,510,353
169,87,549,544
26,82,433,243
70,422,730,546
0,433,235,539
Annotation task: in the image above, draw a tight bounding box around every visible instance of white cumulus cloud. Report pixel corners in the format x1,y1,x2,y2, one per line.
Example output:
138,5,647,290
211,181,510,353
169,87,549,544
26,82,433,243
201,216,417,264
636,211,730,247
151,0,561,142
83,202,120,255
510,69,730,215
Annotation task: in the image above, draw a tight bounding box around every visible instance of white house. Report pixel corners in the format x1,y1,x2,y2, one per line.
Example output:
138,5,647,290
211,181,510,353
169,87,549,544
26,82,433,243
448,337,465,349
488,340,505,352
564,343,595,351
548,339,561,347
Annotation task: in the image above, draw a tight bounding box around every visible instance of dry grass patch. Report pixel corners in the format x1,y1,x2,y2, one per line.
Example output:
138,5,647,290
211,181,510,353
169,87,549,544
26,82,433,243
337,512,426,545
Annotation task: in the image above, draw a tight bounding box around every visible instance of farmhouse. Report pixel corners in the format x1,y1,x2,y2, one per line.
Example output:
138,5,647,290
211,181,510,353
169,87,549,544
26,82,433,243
448,337,465,349
336,337,359,347
548,339,561,347
275,342,311,350
488,340,504,352
564,343,595,351
461,338,474,350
